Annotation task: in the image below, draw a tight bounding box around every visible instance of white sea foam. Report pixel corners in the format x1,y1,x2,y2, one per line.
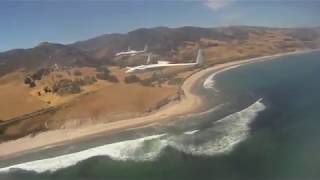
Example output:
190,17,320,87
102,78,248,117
203,73,216,89
0,99,265,174
203,65,241,90
168,98,265,155
0,134,167,173
184,130,200,135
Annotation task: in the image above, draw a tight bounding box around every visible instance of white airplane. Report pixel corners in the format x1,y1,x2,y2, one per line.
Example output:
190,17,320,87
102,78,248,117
126,49,205,74
116,44,148,57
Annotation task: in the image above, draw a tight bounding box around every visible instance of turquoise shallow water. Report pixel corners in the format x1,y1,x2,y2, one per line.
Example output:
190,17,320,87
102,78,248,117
1,51,320,180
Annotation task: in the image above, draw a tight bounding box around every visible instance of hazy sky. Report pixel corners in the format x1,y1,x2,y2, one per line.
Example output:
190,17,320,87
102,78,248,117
1,0,319,51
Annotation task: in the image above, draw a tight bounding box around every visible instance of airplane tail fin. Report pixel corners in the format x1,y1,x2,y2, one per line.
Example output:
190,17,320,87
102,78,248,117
196,49,205,66
144,44,148,52
146,53,152,64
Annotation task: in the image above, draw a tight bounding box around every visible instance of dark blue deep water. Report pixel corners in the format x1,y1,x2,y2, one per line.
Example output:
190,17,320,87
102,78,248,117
1,51,320,180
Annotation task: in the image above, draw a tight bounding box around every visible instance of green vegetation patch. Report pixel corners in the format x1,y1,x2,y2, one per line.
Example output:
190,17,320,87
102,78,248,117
168,77,184,85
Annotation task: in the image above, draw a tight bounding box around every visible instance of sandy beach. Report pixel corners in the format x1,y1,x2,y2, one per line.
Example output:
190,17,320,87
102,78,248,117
0,49,317,160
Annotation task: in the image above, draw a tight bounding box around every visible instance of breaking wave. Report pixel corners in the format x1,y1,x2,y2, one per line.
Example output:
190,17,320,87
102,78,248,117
171,98,265,155
0,134,167,173
0,99,265,174
184,130,200,135
203,65,241,90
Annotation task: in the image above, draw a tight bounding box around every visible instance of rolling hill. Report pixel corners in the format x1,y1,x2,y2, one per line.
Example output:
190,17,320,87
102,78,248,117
0,25,320,142
1,26,320,77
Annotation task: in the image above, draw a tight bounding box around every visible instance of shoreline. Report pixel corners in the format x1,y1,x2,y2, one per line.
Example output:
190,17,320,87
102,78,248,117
0,49,318,160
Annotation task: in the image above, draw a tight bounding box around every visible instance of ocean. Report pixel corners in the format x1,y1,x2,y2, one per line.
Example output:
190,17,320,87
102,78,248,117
1,51,320,180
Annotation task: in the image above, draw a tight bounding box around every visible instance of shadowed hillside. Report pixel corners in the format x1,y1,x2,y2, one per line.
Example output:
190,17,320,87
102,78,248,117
72,26,254,57
72,26,320,59
0,42,96,77
1,26,320,77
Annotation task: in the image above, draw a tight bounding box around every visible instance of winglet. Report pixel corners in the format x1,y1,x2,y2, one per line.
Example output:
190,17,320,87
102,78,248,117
196,49,205,66
144,44,148,52
146,53,152,64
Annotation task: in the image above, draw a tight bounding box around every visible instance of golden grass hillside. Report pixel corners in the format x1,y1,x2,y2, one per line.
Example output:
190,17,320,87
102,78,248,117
1,26,319,142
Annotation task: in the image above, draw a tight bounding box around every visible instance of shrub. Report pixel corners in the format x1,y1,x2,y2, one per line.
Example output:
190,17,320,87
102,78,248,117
96,67,110,74
52,79,81,95
29,81,36,88
140,79,154,86
96,73,119,83
73,70,82,76
168,78,184,85
96,72,110,80
74,78,86,86
31,73,41,81
24,77,32,85
44,86,52,93
74,76,97,86
24,76,37,88
124,75,140,84
31,68,50,81
83,76,97,85
107,75,119,83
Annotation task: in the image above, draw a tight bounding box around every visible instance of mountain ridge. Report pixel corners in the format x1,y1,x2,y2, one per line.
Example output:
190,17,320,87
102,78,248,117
0,25,320,77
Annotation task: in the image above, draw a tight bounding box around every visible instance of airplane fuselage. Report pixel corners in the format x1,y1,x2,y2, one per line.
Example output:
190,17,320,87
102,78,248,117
126,63,197,74
125,49,204,74
116,50,145,56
